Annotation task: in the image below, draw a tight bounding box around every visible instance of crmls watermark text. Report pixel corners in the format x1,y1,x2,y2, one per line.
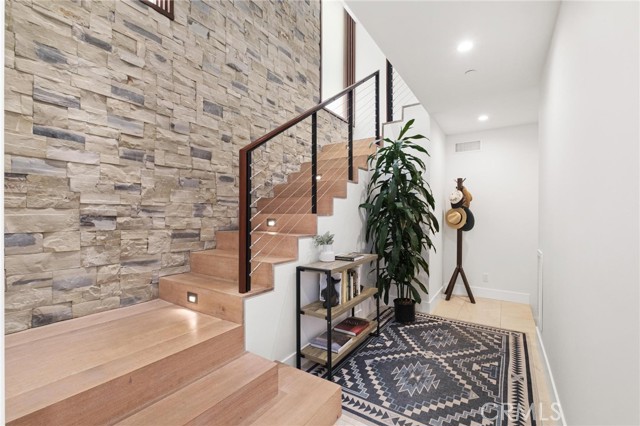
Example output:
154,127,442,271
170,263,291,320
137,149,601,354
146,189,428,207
481,402,563,422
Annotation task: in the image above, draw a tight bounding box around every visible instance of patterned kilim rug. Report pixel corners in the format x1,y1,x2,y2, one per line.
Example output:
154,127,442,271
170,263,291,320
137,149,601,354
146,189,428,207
309,311,536,426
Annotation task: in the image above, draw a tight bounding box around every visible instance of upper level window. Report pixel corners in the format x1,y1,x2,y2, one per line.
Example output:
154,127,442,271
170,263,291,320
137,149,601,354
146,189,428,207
140,0,174,20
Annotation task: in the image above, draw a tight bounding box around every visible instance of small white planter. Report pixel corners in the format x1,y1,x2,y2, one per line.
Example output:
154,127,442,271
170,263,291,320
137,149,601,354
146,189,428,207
319,245,335,262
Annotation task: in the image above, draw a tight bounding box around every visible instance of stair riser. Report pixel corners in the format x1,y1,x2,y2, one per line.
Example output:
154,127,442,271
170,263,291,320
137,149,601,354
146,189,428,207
320,138,375,153
319,149,374,160
256,197,333,216
159,278,244,324
299,155,370,171
216,231,238,251
253,214,318,234
7,327,244,426
190,253,273,287
216,232,299,258
186,365,278,426
273,180,347,198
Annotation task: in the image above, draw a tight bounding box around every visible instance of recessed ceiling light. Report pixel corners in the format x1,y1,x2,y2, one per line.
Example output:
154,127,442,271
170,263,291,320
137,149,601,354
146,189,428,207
478,115,489,122
457,40,474,53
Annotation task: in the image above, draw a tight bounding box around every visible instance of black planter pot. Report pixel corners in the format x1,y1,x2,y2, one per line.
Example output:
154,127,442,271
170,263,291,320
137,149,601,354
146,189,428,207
394,298,416,323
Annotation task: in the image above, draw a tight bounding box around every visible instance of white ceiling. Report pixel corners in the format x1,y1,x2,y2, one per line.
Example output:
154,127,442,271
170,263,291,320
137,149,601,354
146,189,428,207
345,0,561,135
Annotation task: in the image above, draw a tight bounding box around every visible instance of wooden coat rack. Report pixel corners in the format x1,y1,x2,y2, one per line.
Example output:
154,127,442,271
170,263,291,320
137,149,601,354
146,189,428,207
444,178,475,303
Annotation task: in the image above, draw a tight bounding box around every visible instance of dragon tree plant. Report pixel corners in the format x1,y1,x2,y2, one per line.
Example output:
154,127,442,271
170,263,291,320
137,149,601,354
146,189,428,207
360,119,439,322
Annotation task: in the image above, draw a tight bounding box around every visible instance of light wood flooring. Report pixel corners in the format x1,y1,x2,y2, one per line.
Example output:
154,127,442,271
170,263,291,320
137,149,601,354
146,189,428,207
337,296,560,426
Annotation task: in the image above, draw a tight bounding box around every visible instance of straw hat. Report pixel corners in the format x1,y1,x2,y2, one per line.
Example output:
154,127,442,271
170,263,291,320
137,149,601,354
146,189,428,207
445,208,467,229
462,186,473,208
449,190,465,208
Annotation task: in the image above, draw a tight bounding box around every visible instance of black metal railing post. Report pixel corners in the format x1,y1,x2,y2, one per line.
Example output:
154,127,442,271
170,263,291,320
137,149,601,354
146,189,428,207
347,90,354,181
238,149,252,293
386,60,393,122
375,71,381,143
311,112,318,214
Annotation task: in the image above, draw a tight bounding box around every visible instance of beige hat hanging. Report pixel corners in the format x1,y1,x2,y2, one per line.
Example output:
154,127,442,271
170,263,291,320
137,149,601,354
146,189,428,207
445,207,467,230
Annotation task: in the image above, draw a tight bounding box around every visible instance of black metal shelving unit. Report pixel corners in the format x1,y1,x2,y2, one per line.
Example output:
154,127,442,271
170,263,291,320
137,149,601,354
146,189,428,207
296,254,380,380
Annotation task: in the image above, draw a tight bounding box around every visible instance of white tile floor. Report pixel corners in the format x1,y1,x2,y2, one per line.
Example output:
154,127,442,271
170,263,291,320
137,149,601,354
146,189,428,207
336,296,560,426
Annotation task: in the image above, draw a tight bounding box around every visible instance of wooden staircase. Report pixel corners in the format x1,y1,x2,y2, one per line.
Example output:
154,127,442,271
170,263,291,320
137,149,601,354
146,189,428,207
5,139,375,426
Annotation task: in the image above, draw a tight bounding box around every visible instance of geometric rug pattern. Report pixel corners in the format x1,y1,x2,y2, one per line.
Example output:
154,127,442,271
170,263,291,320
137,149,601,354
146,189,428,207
309,311,536,426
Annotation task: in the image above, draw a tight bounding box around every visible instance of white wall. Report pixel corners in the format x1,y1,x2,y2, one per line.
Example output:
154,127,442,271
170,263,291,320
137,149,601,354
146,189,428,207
538,2,639,425
444,124,539,309
321,0,346,116
426,117,446,311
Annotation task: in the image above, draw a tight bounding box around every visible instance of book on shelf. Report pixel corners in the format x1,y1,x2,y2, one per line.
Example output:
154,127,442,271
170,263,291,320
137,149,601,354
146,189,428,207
308,331,353,353
333,317,370,337
335,252,366,261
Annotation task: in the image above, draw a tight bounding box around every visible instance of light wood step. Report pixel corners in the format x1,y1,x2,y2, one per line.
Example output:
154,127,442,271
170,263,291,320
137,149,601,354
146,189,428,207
217,230,310,258
190,249,295,287
320,137,376,153
287,167,365,184
299,154,371,172
5,300,244,426
160,273,266,324
256,195,334,215
252,213,318,234
248,364,342,426
319,146,375,160
117,352,278,426
273,178,347,198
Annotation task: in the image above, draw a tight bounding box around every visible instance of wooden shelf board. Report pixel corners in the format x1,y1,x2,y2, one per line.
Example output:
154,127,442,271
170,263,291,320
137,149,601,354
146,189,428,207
298,254,377,274
301,287,377,319
301,320,378,366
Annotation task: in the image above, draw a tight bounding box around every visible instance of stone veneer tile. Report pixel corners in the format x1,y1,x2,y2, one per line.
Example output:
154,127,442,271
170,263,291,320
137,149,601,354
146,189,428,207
3,0,347,332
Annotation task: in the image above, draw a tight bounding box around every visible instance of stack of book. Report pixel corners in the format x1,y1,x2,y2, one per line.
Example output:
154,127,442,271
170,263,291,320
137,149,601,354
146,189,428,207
307,317,371,354
308,331,352,354
333,317,370,336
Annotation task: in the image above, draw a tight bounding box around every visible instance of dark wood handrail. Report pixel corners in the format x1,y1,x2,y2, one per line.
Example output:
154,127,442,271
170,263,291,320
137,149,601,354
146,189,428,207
239,71,379,155
238,70,380,293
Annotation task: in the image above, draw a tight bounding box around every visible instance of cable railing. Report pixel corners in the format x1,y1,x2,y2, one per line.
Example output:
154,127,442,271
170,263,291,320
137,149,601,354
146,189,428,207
238,71,380,293
385,60,419,123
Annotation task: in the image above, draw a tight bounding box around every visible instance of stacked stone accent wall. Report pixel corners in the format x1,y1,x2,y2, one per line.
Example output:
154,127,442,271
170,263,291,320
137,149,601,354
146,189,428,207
4,0,325,333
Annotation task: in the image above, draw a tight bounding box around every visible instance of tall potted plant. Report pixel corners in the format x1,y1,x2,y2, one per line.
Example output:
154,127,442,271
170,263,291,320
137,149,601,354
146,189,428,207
360,119,439,323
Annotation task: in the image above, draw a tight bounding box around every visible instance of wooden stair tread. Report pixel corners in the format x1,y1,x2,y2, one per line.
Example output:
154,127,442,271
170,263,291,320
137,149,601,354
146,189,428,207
162,272,271,297
6,300,243,423
195,249,296,264
117,352,278,426
249,364,341,426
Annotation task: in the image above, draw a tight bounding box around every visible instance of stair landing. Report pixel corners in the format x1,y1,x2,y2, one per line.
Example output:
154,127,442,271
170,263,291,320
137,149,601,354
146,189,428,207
5,299,244,425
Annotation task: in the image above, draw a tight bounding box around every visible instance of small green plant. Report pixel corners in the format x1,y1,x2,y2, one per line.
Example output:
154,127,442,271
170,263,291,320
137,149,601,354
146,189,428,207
313,231,335,247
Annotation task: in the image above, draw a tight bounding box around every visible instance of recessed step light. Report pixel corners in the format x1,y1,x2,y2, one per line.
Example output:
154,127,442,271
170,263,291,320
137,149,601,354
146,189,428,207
457,40,474,53
266,218,277,227
477,115,489,122
187,292,198,304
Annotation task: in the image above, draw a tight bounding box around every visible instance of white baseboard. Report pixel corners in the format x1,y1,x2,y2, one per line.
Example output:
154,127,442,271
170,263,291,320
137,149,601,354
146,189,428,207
535,327,567,426
427,285,444,313
451,285,530,304
280,351,296,366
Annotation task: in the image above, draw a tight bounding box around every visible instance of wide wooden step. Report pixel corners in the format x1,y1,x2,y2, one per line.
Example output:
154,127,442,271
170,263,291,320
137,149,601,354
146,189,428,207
5,300,244,426
217,230,309,258
190,249,295,287
256,195,334,215
299,154,371,172
320,137,376,153
273,178,347,198
248,364,342,426
160,273,262,324
319,146,375,160
252,213,318,234
117,352,278,426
